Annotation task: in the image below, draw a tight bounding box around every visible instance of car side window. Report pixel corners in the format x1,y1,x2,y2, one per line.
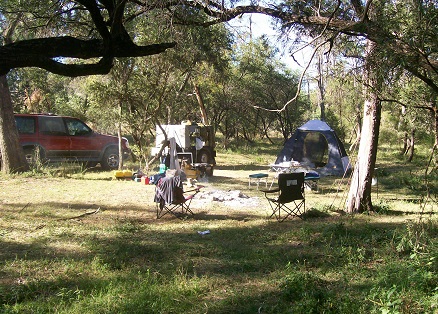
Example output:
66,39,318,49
65,118,92,136
39,116,68,136
15,117,36,134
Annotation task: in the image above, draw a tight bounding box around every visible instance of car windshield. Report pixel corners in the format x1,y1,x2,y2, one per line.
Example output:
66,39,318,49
65,118,92,136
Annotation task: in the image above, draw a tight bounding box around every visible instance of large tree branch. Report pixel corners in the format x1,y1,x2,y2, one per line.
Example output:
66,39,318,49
0,36,176,76
175,2,362,33
111,0,129,41
75,0,111,41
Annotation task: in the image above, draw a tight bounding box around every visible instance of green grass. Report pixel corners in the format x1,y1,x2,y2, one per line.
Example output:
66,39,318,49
1,142,437,313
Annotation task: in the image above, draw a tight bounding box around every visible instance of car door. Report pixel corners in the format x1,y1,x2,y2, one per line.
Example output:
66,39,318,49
64,118,101,159
37,116,70,159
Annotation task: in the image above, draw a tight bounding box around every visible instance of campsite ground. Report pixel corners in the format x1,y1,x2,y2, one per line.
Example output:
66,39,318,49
0,144,437,313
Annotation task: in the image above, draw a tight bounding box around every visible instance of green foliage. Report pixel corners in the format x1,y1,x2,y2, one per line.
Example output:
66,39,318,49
324,66,364,143
301,208,331,219
373,200,392,215
281,269,338,313
381,75,436,148
223,37,306,141
368,285,404,314
393,221,438,257
1,142,438,313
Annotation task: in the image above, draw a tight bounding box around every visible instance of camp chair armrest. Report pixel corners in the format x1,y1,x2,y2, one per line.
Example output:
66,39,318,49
261,188,280,194
184,194,196,201
184,185,204,194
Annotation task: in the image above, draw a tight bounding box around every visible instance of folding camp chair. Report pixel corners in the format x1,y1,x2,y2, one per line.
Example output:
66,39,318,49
261,172,305,222
154,175,201,219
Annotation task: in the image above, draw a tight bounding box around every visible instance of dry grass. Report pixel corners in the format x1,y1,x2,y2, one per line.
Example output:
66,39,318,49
0,148,437,313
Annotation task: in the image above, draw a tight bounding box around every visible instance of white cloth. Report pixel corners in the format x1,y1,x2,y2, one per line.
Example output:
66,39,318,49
195,137,204,150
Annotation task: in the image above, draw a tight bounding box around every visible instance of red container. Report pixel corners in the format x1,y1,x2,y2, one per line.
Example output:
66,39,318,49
141,176,150,185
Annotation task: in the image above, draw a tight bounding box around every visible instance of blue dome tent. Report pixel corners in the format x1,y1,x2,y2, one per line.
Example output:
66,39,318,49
275,120,351,176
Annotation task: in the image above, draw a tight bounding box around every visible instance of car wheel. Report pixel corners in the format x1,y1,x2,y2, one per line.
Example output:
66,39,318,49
24,147,45,165
198,149,210,164
101,148,119,170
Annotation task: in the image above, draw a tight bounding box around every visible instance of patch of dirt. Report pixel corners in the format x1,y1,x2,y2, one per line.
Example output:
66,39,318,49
196,189,262,208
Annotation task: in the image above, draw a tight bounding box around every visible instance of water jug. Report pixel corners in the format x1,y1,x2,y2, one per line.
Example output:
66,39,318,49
159,164,166,174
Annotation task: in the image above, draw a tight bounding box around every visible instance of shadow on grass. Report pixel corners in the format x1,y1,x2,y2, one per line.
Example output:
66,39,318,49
373,208,438,216
193,211,262,221
206,175,244,182
217,165,270,171
1,199,437,313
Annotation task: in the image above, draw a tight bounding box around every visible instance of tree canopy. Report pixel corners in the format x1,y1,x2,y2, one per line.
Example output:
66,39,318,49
0,1,178,76
1,0,437,212
1,1,436,93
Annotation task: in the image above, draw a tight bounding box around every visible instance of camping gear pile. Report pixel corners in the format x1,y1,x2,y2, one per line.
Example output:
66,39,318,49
151,122,216,176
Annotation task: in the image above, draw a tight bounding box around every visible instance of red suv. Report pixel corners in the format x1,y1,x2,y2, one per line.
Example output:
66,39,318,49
15,113,130,170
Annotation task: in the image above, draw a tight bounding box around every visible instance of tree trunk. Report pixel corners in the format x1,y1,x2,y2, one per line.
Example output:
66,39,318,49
433,104,438,165
117,123,123,170
345,41,381,213
118,103,123,170
349,101,362,152
0,75,29,173
407,129,415,162
316,53,326,121
345,98,381,213
193,84,208,125
402,132,408,155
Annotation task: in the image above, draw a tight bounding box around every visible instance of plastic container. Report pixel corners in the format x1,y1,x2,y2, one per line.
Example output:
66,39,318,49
123,170,133,178
114,170,124,178
159,164,167,174
141,176,150,185
114,170,133,180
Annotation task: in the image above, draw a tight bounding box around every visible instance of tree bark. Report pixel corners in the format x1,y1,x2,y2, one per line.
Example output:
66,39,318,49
349,101,362,152
0,37,176,77
407,129,415,162
194,84,209,125
316,53,326,121
118,103,123,171
433,103,438,154
402,132,408,155
0,75,29,173
345,41,381,213
345,99,381,213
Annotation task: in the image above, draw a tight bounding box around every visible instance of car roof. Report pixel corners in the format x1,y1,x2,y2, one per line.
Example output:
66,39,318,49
14,113,76,119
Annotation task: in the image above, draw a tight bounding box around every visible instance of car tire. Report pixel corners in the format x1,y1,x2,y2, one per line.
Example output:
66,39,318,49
24,147,45,165
101,148,119,170
197,149,210,164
